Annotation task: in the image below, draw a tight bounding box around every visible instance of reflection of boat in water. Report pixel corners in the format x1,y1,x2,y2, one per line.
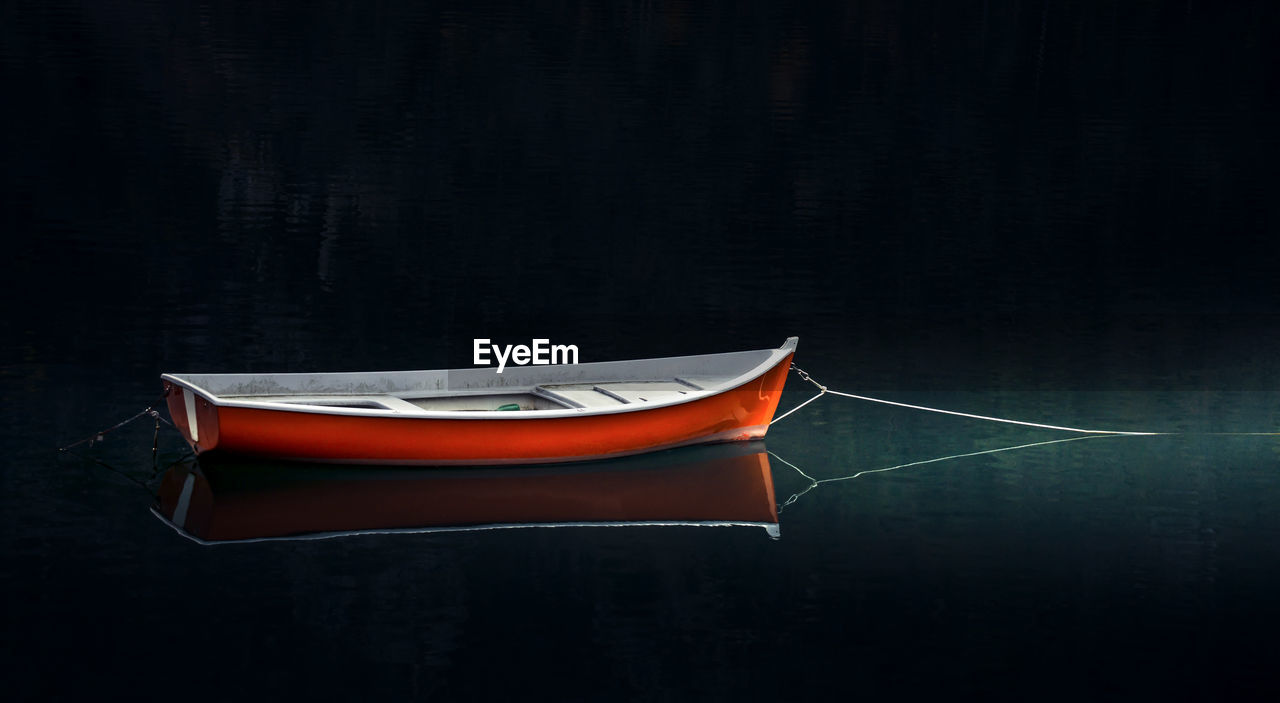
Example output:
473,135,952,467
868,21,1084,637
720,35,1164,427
152,442,780,544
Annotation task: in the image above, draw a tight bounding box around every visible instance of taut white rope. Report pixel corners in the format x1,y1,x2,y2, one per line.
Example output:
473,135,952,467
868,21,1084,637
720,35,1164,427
772,365,1161,435
768,365,1278,512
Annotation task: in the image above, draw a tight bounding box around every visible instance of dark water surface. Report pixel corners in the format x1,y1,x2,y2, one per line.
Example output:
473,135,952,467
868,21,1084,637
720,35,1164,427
4,1,1280,699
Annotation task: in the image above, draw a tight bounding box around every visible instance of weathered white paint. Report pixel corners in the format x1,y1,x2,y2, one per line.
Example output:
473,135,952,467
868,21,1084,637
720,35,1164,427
183,389,199,442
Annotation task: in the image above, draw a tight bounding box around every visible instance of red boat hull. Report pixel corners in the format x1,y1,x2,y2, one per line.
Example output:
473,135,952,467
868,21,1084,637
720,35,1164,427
165,351,794,465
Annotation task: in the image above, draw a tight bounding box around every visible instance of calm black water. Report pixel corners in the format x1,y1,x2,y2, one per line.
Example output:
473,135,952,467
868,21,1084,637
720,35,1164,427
4,1,1280,699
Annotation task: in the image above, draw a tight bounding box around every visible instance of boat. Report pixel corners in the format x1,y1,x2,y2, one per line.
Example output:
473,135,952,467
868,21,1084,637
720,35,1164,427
161,337,797,466
152,442,781,543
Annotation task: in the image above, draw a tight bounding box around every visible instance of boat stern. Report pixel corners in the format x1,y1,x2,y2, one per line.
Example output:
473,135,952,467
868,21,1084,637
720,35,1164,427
163,378,220,454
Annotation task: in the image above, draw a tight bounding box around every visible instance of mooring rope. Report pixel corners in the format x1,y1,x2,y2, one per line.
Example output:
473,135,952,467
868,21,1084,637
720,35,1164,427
769,364,1280,511
771,435,1113,512
58,400,183,490
58,403,173,453
772,364,1161,435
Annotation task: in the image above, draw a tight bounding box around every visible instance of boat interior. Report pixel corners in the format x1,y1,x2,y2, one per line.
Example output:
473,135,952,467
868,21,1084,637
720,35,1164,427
223,378,715,413
164,339,796,415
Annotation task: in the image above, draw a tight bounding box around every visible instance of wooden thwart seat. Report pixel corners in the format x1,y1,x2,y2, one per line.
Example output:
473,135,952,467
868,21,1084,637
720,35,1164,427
537,380,701,409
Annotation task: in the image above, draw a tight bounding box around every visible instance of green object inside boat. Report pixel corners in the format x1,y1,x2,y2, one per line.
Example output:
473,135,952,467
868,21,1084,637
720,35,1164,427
495,403,521,411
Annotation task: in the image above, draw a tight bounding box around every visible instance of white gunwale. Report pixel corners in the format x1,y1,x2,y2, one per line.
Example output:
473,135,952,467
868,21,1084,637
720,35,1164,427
161,337,798,421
